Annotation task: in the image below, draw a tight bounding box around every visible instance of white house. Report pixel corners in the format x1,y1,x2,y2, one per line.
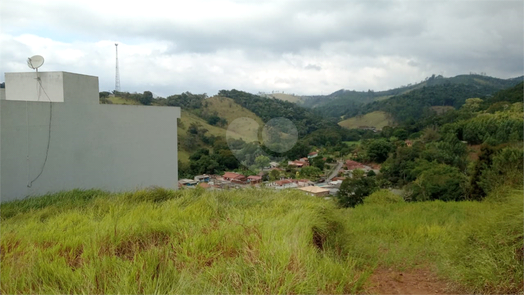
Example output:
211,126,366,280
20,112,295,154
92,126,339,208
0,71,181,202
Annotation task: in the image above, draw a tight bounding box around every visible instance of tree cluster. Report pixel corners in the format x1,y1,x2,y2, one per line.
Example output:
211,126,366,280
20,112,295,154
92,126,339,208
337,82,523,207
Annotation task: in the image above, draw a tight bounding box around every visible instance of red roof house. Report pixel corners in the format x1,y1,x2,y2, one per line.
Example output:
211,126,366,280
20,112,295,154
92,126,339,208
247,175,262,184
223,172,247,182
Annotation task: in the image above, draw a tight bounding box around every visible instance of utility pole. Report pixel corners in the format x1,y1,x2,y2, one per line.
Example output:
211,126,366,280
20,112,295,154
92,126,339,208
115,43,121,92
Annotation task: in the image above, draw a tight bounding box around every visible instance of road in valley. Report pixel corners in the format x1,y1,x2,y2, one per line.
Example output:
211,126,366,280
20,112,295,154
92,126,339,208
326,160,343,181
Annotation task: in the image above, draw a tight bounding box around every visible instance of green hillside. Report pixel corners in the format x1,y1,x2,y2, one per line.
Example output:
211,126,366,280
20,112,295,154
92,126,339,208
305,74,523,119
106,96,141,105
261,93,305,104
338,111,394,130
1,187,521,294
103,92,266,164
204,96,264,126
177,111,226,163
218,89,331,136
177,98,265,163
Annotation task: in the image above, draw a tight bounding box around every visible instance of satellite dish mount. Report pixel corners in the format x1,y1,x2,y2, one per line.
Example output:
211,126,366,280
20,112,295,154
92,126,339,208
27,55,45,79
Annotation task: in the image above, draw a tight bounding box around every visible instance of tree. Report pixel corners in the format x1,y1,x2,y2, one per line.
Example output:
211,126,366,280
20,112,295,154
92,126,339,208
392,128,408,140
285,141,310,160
255,155,271,169
407,163,468,202
298,166,322,180
461,97,483,113
477,145,523,196
352,169,365,179
422,134,468,171
188,123,201,135
269,169,281,181
337,176,378,208
366,139,394,163
216,149,240,170
139,91,153,105
421,126,441,143
311,156,326,170
99,91,111,98
206,115,221,126
380,144,422,185
189,148,210,161
190,155,220,175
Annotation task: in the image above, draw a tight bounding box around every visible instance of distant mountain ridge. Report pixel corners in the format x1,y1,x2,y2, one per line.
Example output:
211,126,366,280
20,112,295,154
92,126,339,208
300,74,523,118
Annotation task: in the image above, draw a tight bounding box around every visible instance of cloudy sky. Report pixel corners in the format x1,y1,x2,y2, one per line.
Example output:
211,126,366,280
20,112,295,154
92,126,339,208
1,0,523,97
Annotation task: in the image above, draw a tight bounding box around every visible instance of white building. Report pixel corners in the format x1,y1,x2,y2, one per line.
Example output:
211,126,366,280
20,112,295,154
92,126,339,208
0,71,181,202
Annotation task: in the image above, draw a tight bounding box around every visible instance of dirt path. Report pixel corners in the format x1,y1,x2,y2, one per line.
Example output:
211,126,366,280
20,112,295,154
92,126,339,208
365,267,454,295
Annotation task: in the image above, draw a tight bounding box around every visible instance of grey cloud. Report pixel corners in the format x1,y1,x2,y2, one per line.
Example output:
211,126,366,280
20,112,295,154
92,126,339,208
304,64,321,71
2,0,522,95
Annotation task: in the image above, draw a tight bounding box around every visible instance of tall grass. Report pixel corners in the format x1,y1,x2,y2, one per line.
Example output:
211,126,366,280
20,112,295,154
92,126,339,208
1,188,365,294
1,187,521,294
343,189,523,294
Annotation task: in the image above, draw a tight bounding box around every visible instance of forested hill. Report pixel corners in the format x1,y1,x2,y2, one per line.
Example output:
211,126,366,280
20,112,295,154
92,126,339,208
355,83,511,124
217,89,334,136
304,74,523,119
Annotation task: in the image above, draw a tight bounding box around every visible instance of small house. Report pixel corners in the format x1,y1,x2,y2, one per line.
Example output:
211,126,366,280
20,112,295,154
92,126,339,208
194,174,210,182
298,186,330,197
270,179,298,189
247,175,262,184
223,172,247,183
288,161,305,168
296,179,314,187
179,179,198,186
307,152,318,159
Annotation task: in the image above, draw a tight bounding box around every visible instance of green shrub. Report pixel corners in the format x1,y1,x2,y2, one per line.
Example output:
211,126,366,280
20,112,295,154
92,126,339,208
364,189,404,205
337,176,378,208
407,163,469,201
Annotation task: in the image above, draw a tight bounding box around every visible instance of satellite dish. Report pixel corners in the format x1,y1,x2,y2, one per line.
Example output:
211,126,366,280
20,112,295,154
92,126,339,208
27,55,45,70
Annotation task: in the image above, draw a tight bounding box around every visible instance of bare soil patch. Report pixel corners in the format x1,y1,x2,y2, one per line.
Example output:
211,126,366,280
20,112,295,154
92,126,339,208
366,267,454,295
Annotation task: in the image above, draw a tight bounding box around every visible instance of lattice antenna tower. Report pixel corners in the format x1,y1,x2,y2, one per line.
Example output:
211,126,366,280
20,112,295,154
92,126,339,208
115,43,121,92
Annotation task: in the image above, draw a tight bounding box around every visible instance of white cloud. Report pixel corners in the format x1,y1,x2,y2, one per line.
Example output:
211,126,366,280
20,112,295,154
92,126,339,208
1,0,522,97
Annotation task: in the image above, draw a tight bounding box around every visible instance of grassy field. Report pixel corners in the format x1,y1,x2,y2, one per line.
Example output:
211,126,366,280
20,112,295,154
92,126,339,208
259,93,305,104
106,96,141,105
177,109,261,163
344,189,523,294
0,189,366,294
204,96,264,143
205,96,264,128
1,188,522,294
338,111,395,130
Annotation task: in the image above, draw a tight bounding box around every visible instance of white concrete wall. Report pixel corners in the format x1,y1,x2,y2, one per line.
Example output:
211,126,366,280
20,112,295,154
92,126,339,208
5,72,65,102
0,72,180,202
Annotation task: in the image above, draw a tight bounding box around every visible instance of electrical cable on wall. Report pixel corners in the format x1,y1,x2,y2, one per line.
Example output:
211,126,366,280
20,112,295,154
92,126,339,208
27,75,53,188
